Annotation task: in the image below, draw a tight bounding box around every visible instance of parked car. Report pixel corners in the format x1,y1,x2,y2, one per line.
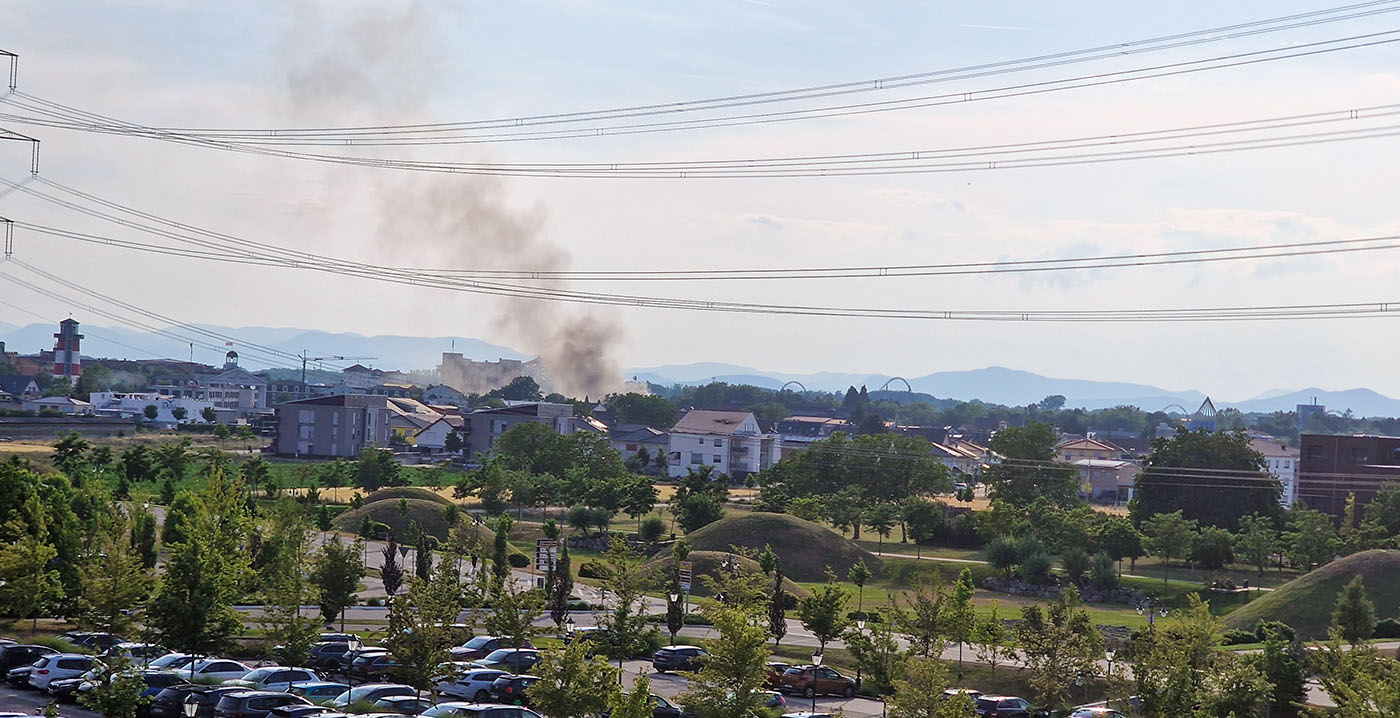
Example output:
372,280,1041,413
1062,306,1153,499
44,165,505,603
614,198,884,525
943,690,983,702
266,707,339,718
451,636,536,662
0,643,59,672
147,652,197,672
305,642,353,670
147,683,205,718
1069,709,1126,718
326,683,416,708
348,652,402,681
372,694,439,714
28,654,95,692
101,642,168,666
224,666,320,691
184,685,255,718
649,693,692,718
764,663,793,689
58,631,126,652
651,646,708,673
329,646,385,673
437,668,510,702
778,666,855,699
287,680,350,705
213,690,313,718
472,649,541,674
318,633,362,648
420,704,544,718
184,658,253,683
4,664,36,687
763,691,788,714
489,674,538,705
974,695,1038,718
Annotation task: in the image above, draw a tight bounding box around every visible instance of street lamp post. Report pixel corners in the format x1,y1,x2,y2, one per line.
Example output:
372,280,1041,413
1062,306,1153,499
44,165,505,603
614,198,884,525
811,651,823,713
854,618,866,692
1105,647,1116,681
668,591,680,644
564,615,575,640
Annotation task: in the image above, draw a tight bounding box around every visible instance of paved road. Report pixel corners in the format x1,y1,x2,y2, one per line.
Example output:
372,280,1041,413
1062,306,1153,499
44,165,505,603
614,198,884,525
0,685,99,716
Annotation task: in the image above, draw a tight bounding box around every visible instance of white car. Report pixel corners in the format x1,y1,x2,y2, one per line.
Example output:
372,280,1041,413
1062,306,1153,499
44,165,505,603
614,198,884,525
224,666,321,691
437,668,509,702
182,657,251,682
147,652,196,671
27,653,96,691
100,642,167,666
421,703,544,718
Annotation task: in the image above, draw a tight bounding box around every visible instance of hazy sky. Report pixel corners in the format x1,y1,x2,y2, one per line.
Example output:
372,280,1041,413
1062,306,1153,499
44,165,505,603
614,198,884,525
3,0,1400,400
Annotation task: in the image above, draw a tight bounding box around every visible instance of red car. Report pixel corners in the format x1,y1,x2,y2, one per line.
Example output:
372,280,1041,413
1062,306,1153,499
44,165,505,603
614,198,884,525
765,662,793,689
778,665,855,698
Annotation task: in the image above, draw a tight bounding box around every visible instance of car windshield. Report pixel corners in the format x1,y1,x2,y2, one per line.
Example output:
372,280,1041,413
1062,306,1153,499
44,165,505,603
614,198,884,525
423,707,478,718
241,667,281,681
481,649,515,662
462,637,492,650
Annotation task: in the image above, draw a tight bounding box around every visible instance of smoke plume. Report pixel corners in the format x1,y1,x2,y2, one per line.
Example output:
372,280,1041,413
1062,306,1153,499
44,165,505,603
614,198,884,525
277,2,625,399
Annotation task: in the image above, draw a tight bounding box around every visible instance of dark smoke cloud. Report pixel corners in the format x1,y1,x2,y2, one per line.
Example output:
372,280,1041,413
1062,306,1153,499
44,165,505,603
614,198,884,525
277,1,625,398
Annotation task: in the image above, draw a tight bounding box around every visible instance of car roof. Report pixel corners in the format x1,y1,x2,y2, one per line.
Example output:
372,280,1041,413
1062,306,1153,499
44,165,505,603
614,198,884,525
659,645,703,650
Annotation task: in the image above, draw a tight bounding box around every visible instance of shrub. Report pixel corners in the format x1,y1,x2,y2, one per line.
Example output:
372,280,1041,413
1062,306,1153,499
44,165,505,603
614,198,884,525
1254,620,1296,644
1013,535,1047,562
578,560,606,579
507,553,530,569
1374,617,1400,639
1061,547,1089,585
1089,551,1117,590
1221,629,1259,646
987,537,1019,577
1019,551,1054,585
638,516,666,543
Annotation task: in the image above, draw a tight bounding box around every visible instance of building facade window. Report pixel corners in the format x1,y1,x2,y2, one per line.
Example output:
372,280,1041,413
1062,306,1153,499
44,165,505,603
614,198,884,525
690,452,703,465
712,455,722,463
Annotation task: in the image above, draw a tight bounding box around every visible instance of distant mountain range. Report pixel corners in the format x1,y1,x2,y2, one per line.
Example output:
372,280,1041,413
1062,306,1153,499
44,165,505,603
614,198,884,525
3,322,1397,416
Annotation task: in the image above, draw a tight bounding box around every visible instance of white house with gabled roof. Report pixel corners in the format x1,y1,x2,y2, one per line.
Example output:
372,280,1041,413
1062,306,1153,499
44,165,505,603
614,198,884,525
667,409,781,480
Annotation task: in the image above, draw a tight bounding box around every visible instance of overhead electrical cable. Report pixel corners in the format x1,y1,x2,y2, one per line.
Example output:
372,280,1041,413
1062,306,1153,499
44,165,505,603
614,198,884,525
2,1,1397,144
9,175,1400,284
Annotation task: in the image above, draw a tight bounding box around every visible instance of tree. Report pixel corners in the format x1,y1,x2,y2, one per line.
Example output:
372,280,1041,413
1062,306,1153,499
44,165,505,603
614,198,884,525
0,531,64,636
848,559,871,618
797,572,849,654
1248,620,1306,718
1235,513,1279,576
1094,515,1144,574
609,675,655,718
1141,510,1197,588
768,562,788,647
171,406,188,422
1132,595,1269,718
131,508,158,569
1132,429,1278,532
381,537,405,597
1061,546,1090,586
51,433,90,478
987,537,1019,578
595,538,659,667
898,581,949,658
493,375,542,401
75,520,152,637
155,440,192,481
549,544,574,629
1015,586,1103,711
1189,526,1235,581
672,466,727,533
415,531,433,581
148,479,251,660
972,602,1016,677
607,393,679,427
79,664,148,718
257,499,322,666
143,404,159,422
901,498,945,558
890,658,976,718
526,642,621,718
949,567,978,667
1309,640,1400,718
355,448,401,491
492,514,512,585
986,422,1079,507
73,363,113,400
444,430,463,455
678,601,771,718
481,575,543,649
385,559,465,697
865,503,899,555
1284,504,1339,570
1332,575,1376,645
119,444,155,485
201,406,218,423
46,377,74,398
1089,551,1117,590
312,535,366,631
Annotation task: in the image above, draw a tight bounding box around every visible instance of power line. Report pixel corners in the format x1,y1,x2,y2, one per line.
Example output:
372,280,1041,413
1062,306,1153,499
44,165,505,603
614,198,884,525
3,2,1395,143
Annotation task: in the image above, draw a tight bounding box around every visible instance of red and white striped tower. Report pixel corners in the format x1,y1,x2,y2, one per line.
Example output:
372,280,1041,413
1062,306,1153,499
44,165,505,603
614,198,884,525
52,318,83,379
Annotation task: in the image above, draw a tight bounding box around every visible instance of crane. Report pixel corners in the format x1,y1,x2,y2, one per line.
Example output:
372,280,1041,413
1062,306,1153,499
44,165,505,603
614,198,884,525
299,351,378,385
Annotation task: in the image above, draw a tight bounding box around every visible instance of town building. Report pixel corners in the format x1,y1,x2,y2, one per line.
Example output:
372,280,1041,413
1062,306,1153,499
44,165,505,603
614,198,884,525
22,396,94,416
423,384,467,406
51,319,83,380
776,416,853,457
148,351,269,417
414,415,465,452
438,353,547,396
1056,437,1121,462
610,424,670,465
461,402,578,459
1072,459,1141,504
89,391,214,427
1297,433,1400,515
1250,438,1300,506
274,394,396,457
1186,397,1219,432
0,375,41,400
667,409,781,480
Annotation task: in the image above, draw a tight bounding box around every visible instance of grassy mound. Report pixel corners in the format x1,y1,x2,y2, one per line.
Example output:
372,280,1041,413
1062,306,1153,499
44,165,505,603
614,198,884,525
1222,549,1400,639
363,486,454,506
646,551,810,599
685,512,881,583
333,499,521,556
